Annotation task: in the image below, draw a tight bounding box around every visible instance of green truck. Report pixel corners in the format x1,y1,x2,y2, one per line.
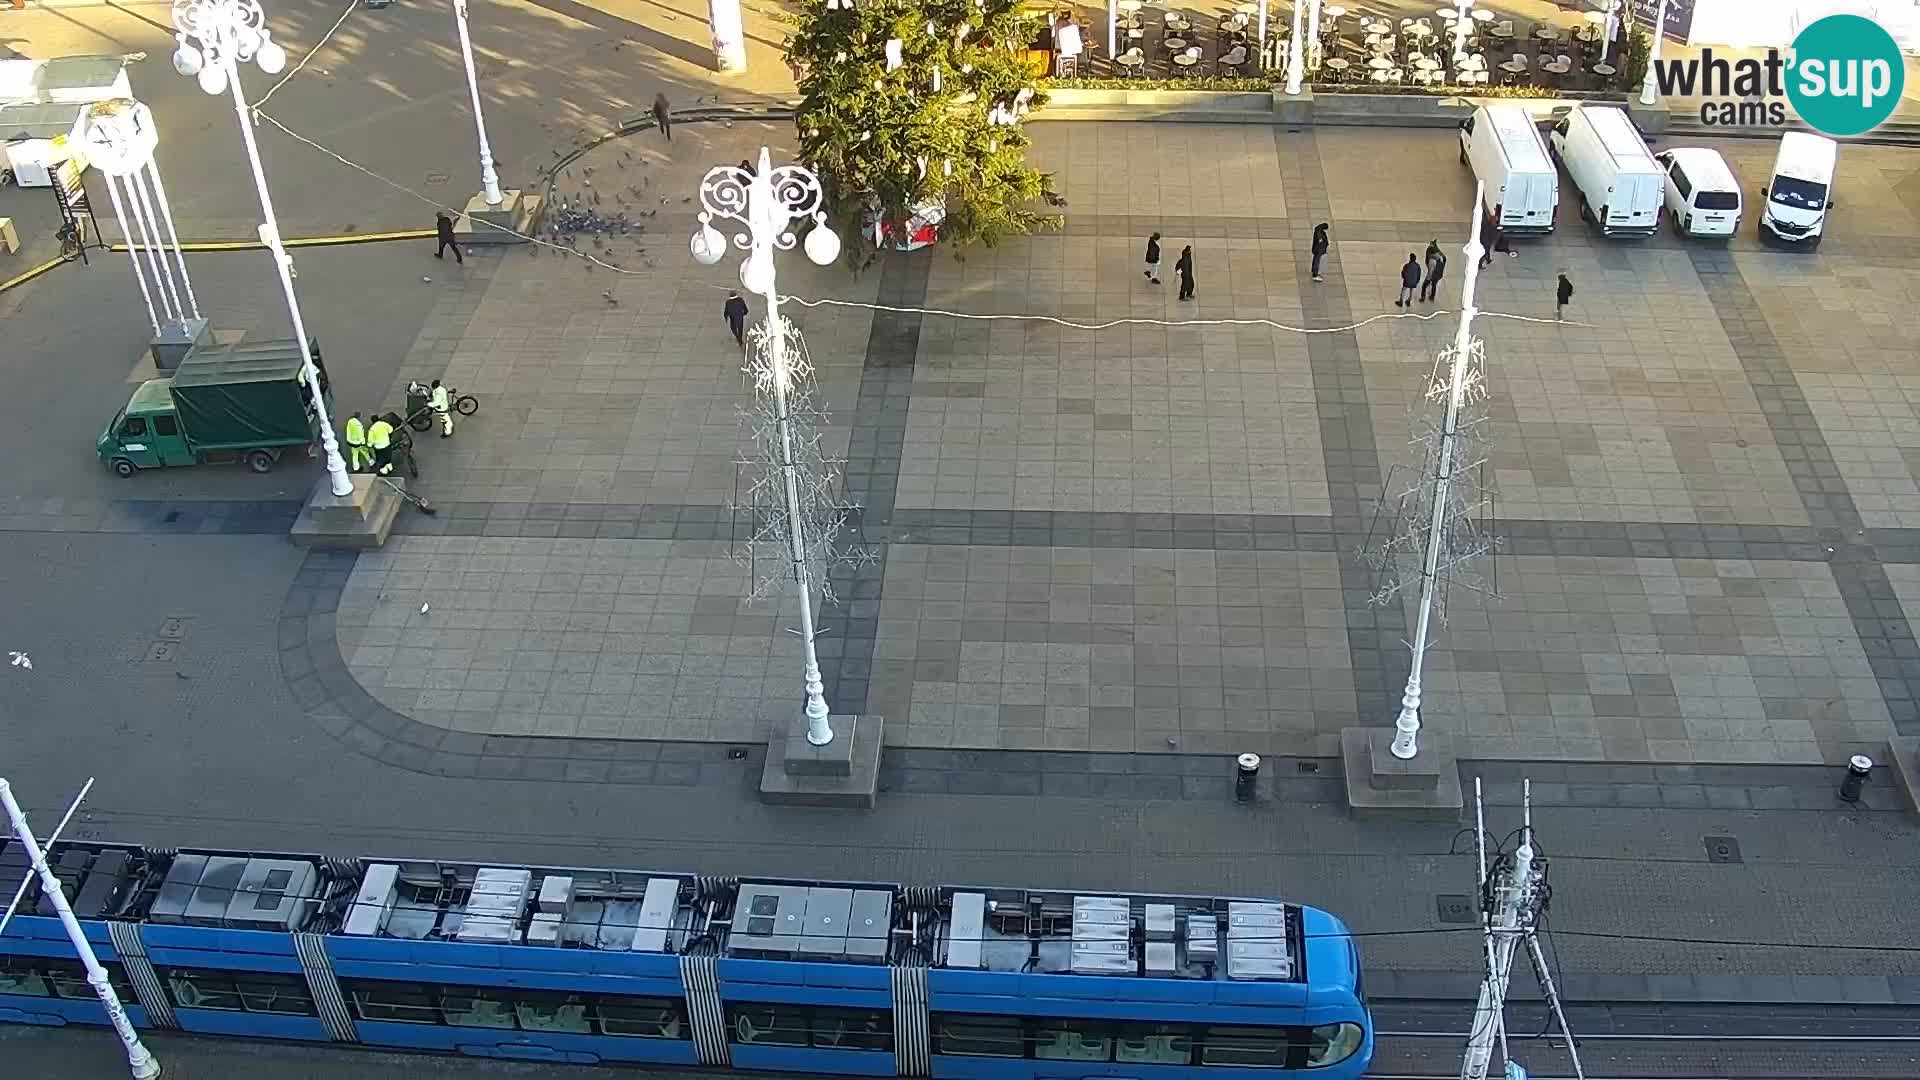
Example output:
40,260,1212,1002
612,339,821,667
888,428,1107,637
97,338,332,478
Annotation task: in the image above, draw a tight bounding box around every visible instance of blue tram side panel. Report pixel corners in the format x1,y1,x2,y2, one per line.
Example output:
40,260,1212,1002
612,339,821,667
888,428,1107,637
0,839,1371,1079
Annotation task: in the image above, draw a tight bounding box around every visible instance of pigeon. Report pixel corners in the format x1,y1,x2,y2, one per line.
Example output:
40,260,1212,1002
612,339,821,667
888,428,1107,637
7,651,30,670
420,602,430,615
422,276,432,282
602,289,617,305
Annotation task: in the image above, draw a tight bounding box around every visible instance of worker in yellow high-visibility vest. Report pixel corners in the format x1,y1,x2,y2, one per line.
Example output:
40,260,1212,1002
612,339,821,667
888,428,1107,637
367,415,395,476
342,412,370,472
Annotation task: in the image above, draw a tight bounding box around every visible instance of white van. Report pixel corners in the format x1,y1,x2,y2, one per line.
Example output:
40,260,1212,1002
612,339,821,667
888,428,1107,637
1758,131,1837,248
1653,147,1742,238
1547,105,1664,237
1457,105,1558,235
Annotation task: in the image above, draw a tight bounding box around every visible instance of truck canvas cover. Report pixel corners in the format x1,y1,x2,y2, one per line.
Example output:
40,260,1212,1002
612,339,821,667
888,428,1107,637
168,339,314,447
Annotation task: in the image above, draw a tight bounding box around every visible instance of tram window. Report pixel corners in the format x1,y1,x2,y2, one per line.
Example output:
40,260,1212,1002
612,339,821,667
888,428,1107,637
1031,1017,1111,1061
441,985,517,1029
344,980,441,1025
1114,1021,1193,1064
1200,1025,1293,1067
810,1006,892,1051
730,1003,810,1046
1305,1022,1365,1068
36,957,134,1001
931,1013,1025,1057
515,991,593,1034
234,973,318,1016
163,968,244,1011
0,956,52,997
596,996,687,1039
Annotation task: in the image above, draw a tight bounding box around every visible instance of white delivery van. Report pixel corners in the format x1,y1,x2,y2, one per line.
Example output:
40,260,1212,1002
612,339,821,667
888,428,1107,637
1547,105,1664,237
1458,104,1558,235
1757,131,1837,248
1654,147,1743,239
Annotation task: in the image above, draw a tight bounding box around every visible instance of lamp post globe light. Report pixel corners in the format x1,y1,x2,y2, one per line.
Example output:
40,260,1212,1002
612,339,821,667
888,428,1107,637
690,147,842,747
1639,0,1669,106
172,0,353,499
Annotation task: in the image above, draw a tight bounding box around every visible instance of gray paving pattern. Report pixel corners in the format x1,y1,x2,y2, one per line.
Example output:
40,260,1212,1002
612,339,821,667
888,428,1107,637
297,123,1920,765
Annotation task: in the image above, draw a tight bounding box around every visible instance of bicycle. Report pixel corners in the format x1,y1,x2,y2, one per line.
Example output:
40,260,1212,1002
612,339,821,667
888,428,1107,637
405,384,479,432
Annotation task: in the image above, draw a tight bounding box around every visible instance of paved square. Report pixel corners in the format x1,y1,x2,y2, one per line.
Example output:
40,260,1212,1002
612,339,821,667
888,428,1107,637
330,121,1920,765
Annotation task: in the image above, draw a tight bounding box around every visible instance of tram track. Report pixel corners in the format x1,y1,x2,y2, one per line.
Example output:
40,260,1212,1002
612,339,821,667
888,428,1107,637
1369,1029,1920,1079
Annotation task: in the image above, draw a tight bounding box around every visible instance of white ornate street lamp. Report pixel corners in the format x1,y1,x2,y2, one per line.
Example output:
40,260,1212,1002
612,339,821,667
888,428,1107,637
1305,0,1323,70
1390,182,1487,761
1451,0,1473,63
1639,0,1669,106
451,0,503,207
1,779,159,1080
172,0,353,499
690,147,843,746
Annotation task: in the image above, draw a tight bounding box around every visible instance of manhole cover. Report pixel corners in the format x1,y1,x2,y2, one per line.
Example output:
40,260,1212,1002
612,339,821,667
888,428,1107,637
1296,761,1320,774
726,746,748,760
1436,894,1477,924
425,172,450,185
144,640,177,662
1704,835,1742,864
159,617,191,640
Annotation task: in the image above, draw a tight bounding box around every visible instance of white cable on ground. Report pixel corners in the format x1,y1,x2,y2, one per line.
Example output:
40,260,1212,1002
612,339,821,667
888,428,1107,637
254,0,359,110
251,108,1594,334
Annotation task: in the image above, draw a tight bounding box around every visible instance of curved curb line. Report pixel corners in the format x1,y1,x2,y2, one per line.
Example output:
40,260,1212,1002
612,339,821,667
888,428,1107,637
276,549,757,786
0,252,75,294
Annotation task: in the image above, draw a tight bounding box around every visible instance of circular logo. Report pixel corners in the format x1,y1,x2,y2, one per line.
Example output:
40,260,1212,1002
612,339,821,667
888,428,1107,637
1787,14,1905,136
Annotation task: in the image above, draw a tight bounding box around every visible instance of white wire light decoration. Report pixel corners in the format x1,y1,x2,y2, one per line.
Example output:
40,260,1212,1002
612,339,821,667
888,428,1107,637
1363,336,1501,625
729,318,876,608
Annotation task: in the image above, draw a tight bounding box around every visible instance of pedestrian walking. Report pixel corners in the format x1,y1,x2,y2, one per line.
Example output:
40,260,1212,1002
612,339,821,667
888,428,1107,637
1395,253,1421,307
367,413,395,476
1419,240,1447,303
653,93,673,142
1175,244,1195,301
1478,214,1496,269
1310,222,1329,282
1143,232,1162,285
343,411,370,472
1556,270,1574,321
434,211,462,264
724,290,750,346
429,379,454,438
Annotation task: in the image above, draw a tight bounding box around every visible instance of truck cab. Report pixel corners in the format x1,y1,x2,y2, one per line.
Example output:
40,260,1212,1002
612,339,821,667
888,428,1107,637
98,380,201,477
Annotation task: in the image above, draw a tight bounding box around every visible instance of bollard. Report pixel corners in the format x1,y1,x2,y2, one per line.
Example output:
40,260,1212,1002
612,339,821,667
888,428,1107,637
1235,753,1261,803
1839,754,1873,803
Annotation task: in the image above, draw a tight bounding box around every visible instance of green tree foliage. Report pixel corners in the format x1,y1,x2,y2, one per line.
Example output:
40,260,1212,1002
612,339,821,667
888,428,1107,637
786,0,1063,265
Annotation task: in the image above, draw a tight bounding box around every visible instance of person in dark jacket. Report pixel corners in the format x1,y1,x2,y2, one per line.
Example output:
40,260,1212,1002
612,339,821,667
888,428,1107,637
1143,232,1162,284
1556,270,1574,320
652,93,672,142
724,290,750,346
1175,245,1195,301
1310,222,1330,282
1419,240,1447,303
1395,254,1422,307
1478,215,1497,268
434,211,462,264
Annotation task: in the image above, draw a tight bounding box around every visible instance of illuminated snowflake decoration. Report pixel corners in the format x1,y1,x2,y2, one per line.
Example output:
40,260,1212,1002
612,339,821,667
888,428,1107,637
1362,337,1500,629
728,316,878,608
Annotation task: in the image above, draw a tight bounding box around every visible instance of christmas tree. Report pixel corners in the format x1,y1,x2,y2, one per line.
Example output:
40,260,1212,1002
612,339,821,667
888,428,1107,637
786,0,1063,265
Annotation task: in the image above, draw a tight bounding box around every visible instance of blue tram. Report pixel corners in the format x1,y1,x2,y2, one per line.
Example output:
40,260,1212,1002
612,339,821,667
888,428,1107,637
0,842,1371,1078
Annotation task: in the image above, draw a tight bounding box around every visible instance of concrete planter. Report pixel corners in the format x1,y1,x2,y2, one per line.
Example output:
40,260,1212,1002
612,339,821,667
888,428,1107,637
1037,87,1278,122
1035,85,1621,127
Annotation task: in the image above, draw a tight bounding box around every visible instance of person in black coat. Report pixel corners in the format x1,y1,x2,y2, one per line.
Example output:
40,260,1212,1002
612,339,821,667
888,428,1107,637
1556,271,1574,321
434,211,462,264
652,93,672,142
1419,240,1447,303
1174,245,1195,301
724,290,750,346
1309,222,1329,282
1395,254,1422,307
1143,232,1162,284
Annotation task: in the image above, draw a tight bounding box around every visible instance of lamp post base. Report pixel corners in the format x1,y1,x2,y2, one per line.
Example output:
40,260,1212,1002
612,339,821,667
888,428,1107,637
1627,97,1675,134
1339,727,1464,819
289,474,406,549
759,712,885,808
454,188,545,246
